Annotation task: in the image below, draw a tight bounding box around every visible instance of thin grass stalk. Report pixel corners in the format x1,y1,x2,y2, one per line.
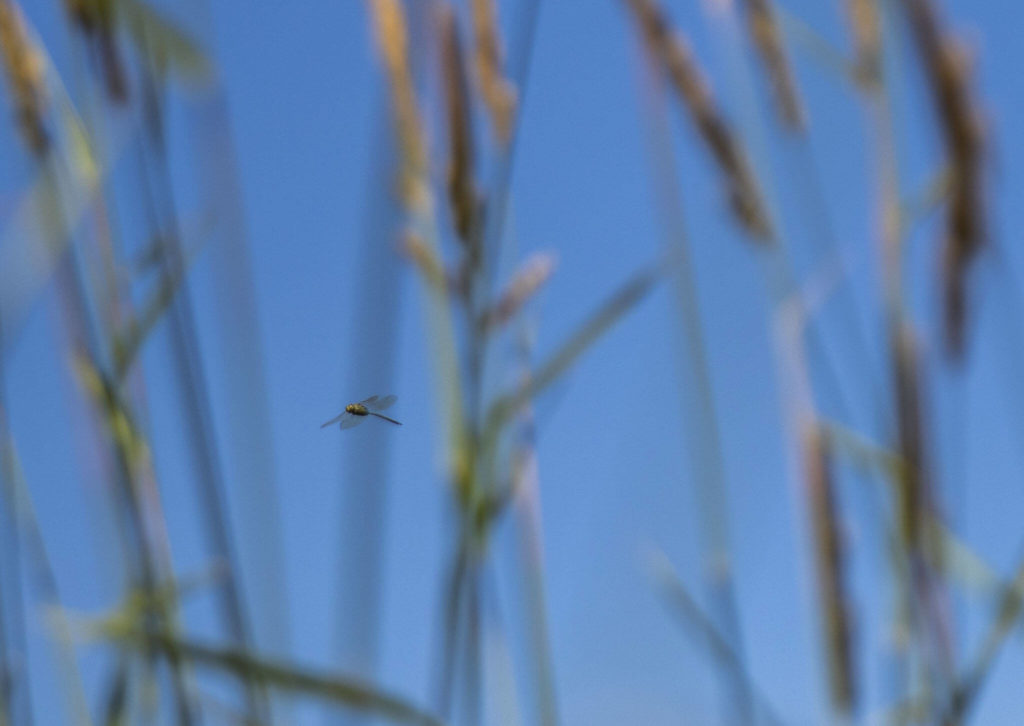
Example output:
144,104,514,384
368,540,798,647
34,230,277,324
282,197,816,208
43,49,197,726
854,0,956,711
434,535,469,719
0,384,13,726
461,4,553,715
0,452,92,726
99,654,130,725
134,47,268,722
44,151,197,724
648,552,789,726
0,332,29,726
365,1,471,716
820,415,1024,724
631,50,753,725
329,104,403,726
0,320,90,726
375,4,649,723
943,546,1024,723
0,505,13,726
774,262,860,715
783,138,892,438
60,0,128,102
628,0,869,450
372,5,541,723
803,424,856,712
438,8,519,708
633,0,887,711
437,4,580,719
839,0,917,704
696,0,877,442
753,2,896,435
463,567,482,726
509,326,559,726
367,0,466,485
473,0,541,322
73,352,202,726
692,1,917,712
179,0,292,688
8,9,203,719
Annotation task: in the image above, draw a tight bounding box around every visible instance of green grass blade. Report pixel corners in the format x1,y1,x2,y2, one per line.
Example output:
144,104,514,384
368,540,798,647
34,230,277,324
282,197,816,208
113,630,445,726
485,264,660,438
119,0,211,83
113,233,206,381
647,550,789,726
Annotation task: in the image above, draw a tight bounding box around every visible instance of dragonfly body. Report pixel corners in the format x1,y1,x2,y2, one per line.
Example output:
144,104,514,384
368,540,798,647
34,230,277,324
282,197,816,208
345,403,369,416
322,395,402,429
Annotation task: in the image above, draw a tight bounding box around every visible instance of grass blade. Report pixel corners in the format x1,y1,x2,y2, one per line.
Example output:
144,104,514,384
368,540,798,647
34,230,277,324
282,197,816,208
485,264,660,436
647,551,789,726
111,630,446,726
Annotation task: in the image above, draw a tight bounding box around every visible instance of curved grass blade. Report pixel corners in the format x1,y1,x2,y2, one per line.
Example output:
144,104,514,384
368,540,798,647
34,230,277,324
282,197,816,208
112,630,445,726
647,550,789,726
485,263,661,438
112,236,207,381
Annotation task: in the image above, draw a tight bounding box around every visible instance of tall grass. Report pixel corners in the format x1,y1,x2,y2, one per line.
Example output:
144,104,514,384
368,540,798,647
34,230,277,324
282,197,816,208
0,0,1018,725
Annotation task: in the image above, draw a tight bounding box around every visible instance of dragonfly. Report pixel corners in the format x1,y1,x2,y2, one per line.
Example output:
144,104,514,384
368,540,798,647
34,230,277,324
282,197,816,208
321,395,402,429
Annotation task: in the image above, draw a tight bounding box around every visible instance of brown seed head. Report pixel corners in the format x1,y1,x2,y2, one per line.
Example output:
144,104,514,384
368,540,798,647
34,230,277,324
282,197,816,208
470,0,517,144
804,423,856,713
438,3,479,244
901,0,985,358
0,0,48,155
367,0,429,209
740,0,805,130
625,0,772,241
843,0,882,86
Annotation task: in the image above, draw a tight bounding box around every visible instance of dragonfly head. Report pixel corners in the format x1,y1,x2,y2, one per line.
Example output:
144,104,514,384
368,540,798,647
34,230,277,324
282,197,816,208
346,403,369,415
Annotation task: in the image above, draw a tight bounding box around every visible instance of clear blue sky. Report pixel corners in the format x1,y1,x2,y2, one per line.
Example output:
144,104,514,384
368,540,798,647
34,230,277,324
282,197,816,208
3,0,1024,724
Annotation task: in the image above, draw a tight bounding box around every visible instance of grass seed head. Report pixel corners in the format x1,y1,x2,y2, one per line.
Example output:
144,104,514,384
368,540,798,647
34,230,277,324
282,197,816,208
0,0,48,155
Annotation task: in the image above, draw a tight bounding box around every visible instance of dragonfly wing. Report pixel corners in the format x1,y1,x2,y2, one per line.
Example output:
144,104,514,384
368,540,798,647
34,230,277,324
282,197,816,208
359,395,379,407
367,394,397,411
339,413,363,429
321,412,346,428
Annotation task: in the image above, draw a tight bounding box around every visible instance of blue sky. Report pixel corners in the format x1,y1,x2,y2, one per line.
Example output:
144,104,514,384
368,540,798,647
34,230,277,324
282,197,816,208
3,0,1024,724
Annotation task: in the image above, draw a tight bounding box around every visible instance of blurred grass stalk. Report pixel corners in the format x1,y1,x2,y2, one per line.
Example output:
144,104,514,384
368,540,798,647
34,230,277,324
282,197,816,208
0,5,205,721
100,624,446,726
74,4,279,721
625,14,753,723
369,2,661,724
648,550,788,726
0,0,294,721
0,368,91,726
774,284,857,715
845,0,960,712
180,0,293,693
624,0,868,718
0,0,1013,723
